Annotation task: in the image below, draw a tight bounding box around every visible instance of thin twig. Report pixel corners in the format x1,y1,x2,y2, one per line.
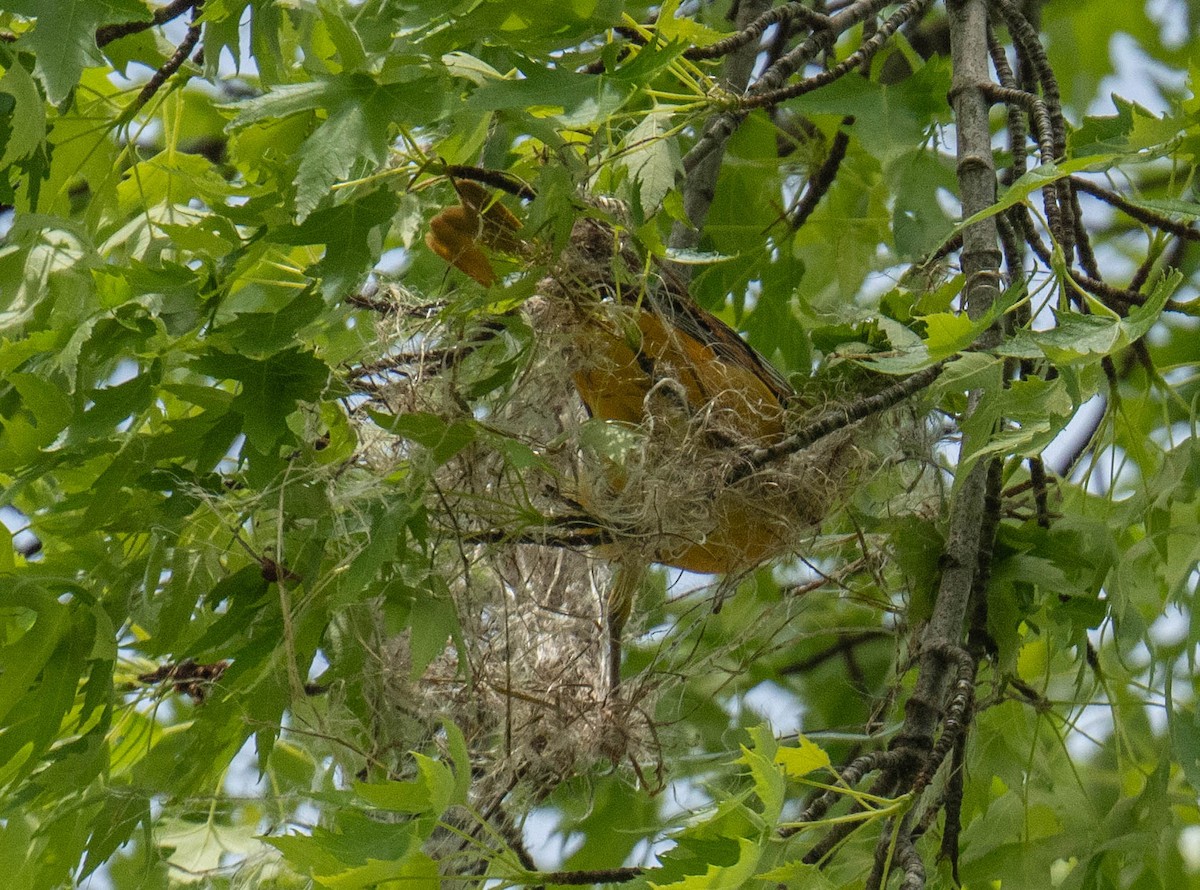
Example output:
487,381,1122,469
1071,176,1200,241
780,629,890,675
733,363,946,481
534,867,644,885
786,117,854,230
741,0,935,111
683,0,894,174
461,518,614,549
96,0,201,48
125,2,204,118
780,749,905,838
684,2,832,60
669,0,772,274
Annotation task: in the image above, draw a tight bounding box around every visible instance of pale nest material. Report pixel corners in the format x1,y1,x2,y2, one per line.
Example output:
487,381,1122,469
351,218,869,800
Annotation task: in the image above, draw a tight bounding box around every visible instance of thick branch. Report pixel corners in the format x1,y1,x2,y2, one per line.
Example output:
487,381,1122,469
899,0,1001,752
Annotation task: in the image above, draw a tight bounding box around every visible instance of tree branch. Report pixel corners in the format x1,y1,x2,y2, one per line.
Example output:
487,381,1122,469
740,0,935,111
731,362,946,482
1071,176,1200,242
123,2,204,119
895,0,1000,787
683,2,832,61
96,0,202,48
785,117,854,230
682,0,894,174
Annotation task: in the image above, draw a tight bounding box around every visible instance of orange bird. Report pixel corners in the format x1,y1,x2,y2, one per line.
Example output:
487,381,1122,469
425,180,796,576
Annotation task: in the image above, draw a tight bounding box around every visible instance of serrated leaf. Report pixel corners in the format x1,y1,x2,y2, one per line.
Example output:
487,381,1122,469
1034,313,1123,363
757,859,837,888
266,811,419,879
228,80,335,127
7,0,152,103
649,837,763,890
355,754,455,814
774,734,833,778
653,0,725,47
468,65,635,127
270,186,399,289
621,110,681,216
0,60,47,168
368,411,476,465
317,0,367,71
441,51,504,86
292,78,404,219
957,157,1121,231
191,346,330,451
917,310,975,357
80,796,151,887
740,725,784,822
934,352,1003,391
1071,94,1188,157
0,584,68,724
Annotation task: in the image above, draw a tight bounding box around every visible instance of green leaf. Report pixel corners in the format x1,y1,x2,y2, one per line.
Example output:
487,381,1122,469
79,791,151,879
355,753,455,814
369,411,476,465
958,157,1123,231
230,74,443,221
1172,704,1200,795
292,77,409,220
794,58,953,163
649,837,764,890
0,585,68,725
1029,274,1175,364
467,65,635,127
229,80,336,127
442,719,471,806
317,0,367,72
757,859,837,888
266,812,421,884
621,109,681,217
270,186,399,290
191,346,330,451
0,525,12,575
7,0,152,103
740,725,784,822
654,0,724,46
1070,95,1190,157
0,59,47,169
917,310,975,357
774,734,833,778
408,579,458,679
